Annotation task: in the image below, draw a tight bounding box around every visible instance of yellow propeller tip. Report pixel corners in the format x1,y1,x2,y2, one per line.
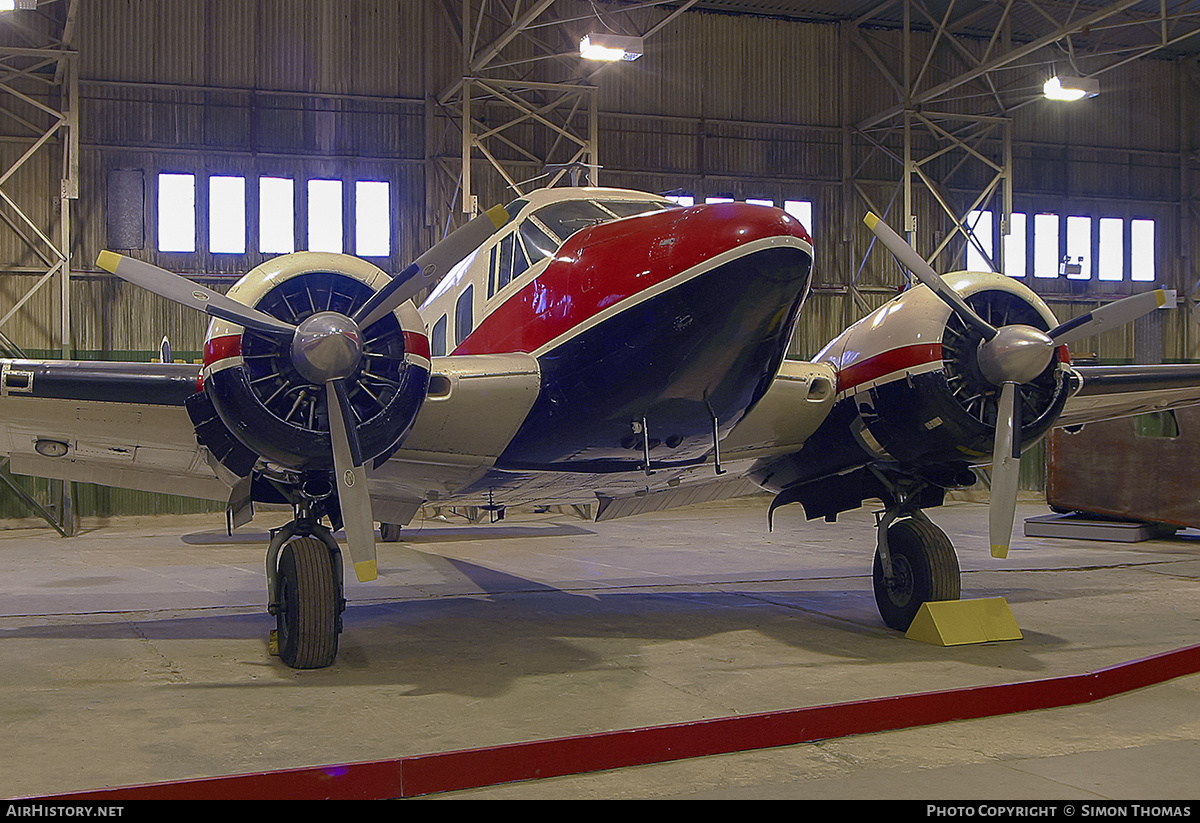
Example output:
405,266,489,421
96,250,121,273
991,545,1010,559
863,212,879,229
353,559,378,582
484,204,509,230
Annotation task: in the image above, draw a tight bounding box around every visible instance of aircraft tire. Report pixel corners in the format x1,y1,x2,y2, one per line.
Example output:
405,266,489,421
380,522,402,542
275,536,340,669
872,517,961,631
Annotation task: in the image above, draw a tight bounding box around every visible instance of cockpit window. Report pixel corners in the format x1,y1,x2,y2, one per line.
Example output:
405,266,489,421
531,201,613,243
599,199,672,219
529,198,673,244
520,219,558,264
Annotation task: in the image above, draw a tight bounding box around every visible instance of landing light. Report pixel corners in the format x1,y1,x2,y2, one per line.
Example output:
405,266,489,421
1043,75,1098,101
580,33,644,62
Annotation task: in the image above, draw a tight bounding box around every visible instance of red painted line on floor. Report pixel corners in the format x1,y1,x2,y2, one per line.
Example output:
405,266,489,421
25,643,1200,801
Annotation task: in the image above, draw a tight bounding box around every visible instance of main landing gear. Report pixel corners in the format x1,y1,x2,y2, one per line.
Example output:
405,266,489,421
871,479,961,631
266,501,346,669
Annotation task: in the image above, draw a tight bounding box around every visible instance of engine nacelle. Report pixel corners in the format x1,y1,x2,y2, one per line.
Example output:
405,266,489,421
196,252,431,474
816,271,1072,474
752,271,1077,523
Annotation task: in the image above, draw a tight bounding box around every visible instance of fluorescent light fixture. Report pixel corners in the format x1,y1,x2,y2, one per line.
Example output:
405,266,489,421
1043,75,1099,101
580,33,644,62
0,1,38,9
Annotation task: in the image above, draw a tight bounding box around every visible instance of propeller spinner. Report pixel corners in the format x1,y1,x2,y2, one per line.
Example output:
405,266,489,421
863,212,1171,558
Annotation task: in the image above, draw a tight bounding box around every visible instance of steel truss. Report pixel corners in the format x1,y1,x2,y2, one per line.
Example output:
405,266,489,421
0,0,77,534
429,0,697,229
845,0,1200,295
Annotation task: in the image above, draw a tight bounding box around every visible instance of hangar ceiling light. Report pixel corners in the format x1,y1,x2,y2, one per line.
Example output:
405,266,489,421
579,33,644,62
1043,74,1099,101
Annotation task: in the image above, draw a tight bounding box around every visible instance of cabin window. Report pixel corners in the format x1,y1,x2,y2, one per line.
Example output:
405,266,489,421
454,285,473,347
431,315,447,357
488,245,498,298
496,233,529,294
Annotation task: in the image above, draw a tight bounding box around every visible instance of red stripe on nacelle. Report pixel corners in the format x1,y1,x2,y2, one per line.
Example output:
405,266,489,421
203,334,243,366
835,342,943,394
403,330,430,361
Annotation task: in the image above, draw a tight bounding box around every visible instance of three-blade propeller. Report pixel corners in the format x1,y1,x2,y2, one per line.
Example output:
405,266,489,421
864,212,1170,558
97,205,509,583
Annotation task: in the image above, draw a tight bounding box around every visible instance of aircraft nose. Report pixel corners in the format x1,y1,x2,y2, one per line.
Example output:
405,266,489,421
662,200,813,269
687,201,813,239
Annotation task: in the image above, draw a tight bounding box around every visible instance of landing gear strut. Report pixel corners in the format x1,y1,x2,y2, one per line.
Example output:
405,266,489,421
266,507,346,669
871,476,961,631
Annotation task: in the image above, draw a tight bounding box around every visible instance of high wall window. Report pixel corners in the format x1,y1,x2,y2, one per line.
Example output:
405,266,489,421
1131,219,1156,281
967,208,1159,283
209,176,246,254
157,173,196,253
783,200,813,234
260,177,295,254
1064,215,1091,280
154,172,397,258
1034,213,1062,278
662,194,814,235
355,180,391,257
966,210,994,272
307,179,344,253
1098,217,1123,281
1004,213,1027,278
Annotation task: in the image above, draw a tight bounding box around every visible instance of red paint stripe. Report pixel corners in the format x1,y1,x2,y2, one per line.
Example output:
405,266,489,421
454,203,812,356
203,333,242,366
30,643,1200,800
402,329,430,361
836,342,943,394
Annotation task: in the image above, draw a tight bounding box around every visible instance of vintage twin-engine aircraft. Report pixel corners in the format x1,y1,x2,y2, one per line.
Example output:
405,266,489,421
1,185,1198,668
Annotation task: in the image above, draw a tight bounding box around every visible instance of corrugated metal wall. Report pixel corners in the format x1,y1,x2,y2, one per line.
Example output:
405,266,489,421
0,0,1196,515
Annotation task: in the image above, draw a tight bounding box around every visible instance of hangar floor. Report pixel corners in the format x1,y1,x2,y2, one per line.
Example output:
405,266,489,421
1,495,1198,800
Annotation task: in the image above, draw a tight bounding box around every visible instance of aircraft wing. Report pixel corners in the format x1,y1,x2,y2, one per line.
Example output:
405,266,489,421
1057,363,1200,429
0,354,542,523
0,359,231,500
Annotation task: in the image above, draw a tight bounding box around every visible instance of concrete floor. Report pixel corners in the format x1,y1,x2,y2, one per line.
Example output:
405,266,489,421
1,495,1198,800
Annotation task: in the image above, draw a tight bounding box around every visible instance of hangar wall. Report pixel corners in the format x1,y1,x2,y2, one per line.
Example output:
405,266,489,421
0,0,1196,514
